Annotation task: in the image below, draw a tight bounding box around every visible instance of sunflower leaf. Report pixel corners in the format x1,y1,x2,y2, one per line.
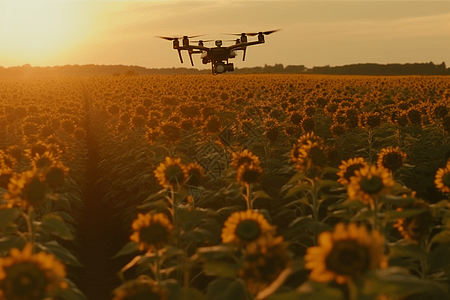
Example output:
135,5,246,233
386,208,427,219
37,241,83,267
389,243,428,261
203,261,239,278
112,241,140,259
0,207,21,228
40,213,75,240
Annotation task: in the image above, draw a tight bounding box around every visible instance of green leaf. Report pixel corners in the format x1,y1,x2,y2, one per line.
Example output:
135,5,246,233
196,245,236,260
316,180,341,190
428,243,450,274
160,279,182,300
37,241,83,267
203,261,239,279
288,216,313,231
253,190,271,200
389,243,428,261
266,290,302,300
284,184,310,199
431,230,450,246
0,207,21,228
180,287,207,300
112,242,140,259
137,199,168,211
286,172,306,185
55,284,87,300
0,237,24,255
328,200,365,210
40,213,74,240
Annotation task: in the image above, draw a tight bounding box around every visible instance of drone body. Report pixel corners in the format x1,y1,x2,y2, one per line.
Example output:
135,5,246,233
158,30,279,75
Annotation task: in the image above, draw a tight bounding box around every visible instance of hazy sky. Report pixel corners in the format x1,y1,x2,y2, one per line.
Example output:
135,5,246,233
0,0,449,69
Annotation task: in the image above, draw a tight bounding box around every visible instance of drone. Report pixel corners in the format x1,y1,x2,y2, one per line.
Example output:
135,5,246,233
158,30,280,75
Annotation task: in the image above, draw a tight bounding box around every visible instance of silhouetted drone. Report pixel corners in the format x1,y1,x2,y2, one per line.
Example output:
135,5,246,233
158,30,280,75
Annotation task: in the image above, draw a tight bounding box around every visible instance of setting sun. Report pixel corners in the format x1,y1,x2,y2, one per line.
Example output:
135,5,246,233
0,1,94,65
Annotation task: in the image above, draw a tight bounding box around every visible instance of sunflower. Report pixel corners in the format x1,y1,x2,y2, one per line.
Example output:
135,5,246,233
239,236,291,295
393,199,433,243
0,168,14,190
294,141,327,173
0,243,68,300
347,165,394,205
236,163,263,185
360,111,381,129
130,213,173,252
435,163,450,193
44,162,69,189
112,276,168,300
297,132,324,148
230,149,260,169
145,127,163,145
185,162,205,187
0,151,18,170
337,157,369,186
377,147,407,173
304,223,388,284
30,151,58,170
222,210,275,246
154,157,188,188
3,170,48,209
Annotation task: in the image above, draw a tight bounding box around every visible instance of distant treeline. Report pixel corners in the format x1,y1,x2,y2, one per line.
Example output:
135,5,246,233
0,62,448,78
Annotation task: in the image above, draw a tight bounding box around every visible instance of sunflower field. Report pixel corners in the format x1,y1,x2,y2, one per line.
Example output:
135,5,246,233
1,74,450,300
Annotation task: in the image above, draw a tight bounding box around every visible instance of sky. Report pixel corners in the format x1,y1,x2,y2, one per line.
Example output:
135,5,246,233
0,0,449,70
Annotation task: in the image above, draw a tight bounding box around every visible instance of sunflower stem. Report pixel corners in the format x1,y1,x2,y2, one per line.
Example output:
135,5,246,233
155,248,161,283
247,183,253,210
367,129,374,164
347,278,358,300
22,206,34,245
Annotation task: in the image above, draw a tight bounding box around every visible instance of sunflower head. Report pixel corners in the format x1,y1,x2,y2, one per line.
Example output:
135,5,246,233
294,141,327,174
222,210,275,247
347,165,394,205
394,199,433,243
304,223,387,284
4,170,48,208
130,213,174,252
112,276,168,300
0,243,68,300
185,162,205,187
337,157,369,186
377,147,407,173
239,235,291,295
230,150,260,169
154,157,188,188
236,163,263,186
435,163,450,194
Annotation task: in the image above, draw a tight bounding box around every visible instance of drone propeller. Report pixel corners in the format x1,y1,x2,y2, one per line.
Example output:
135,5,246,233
157,34,204,41
190,39,214,43
222,29,280,36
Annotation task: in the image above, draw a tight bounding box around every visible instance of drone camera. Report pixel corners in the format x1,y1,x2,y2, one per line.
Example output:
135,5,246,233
215,40,223,47
214,62,234,74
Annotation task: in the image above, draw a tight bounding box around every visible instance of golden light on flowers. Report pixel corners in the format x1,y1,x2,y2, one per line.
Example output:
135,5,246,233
30,151,58,170
130,213,173,252
304,223,387,284
3,170,48,208
435,163,450,194
112,276,168,300
154,157,188,188
230,149,260,169
0,168,14,190
347,165,394,205
377,147,407,173
236,163,263,185
297,132,324,147
0,243,68,300
185,162,205,187
222,210,275,246
337,157,369,186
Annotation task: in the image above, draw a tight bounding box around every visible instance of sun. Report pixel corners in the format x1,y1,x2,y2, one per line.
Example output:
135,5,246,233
0,0,88,65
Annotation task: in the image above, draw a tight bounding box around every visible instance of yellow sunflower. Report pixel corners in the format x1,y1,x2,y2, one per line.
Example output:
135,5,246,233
236,163,263,186
393,199,433,243
130,213,173,252
377,147,407,173
112,276,167,300
347,165,394,205
304,223,387,284
294,141,327,172
435,163,450,193
185,162,205,187
0,167,14,190
0,243,68,300
44,162,69,189
337,157,369,186
3,170,48,209
230,150,260,169
30,151,58,170
222,210,275,246
297,132,324,148
154,157,188,189
239,235,291,295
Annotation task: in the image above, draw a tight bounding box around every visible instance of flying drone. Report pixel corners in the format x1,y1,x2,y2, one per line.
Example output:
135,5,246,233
158,30,280,75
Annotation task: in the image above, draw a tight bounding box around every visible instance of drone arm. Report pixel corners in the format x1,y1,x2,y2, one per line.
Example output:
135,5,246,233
242,48,247,61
